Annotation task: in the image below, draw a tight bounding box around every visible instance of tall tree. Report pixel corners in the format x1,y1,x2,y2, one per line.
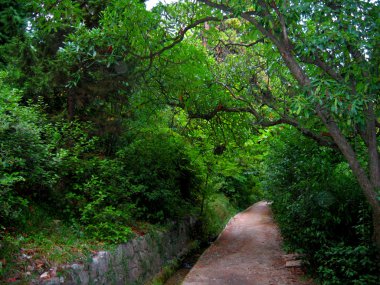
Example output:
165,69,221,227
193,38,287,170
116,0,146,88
146,0,379,245
0,0,28,64
188,0,380,246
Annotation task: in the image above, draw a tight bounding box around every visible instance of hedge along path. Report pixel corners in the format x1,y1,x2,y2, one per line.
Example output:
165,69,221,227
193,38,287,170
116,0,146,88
183,201,314,285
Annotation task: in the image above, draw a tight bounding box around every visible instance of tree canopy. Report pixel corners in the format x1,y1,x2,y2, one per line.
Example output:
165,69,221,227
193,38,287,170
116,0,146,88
153,0,380,245
0,0,379,283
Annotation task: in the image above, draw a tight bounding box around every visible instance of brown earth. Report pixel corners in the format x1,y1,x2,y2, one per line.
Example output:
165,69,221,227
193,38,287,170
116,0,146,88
181,201,314,285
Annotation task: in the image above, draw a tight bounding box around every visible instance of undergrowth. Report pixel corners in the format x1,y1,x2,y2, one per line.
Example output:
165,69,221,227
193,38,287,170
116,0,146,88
0,205,113,281
199,193,239,242
262,127,380,285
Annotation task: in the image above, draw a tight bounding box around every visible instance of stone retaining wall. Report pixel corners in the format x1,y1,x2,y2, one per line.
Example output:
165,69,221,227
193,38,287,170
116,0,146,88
41,217,196,285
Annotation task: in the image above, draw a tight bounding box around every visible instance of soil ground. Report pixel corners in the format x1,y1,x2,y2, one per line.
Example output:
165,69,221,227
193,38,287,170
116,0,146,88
178,201,314,285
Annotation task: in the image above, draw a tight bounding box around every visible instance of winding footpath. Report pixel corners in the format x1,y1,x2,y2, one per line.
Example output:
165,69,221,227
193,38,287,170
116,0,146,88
182,201,314,285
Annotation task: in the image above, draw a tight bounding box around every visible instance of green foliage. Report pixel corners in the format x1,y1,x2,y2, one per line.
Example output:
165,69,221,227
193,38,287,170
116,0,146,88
262,127,379,284
289,0,379,120
0,204,107,280
118,129,200,222
215,148,262,209
3,1,378,283
315,243,379,285
0,0,27,45
200,193,238,241
0,80,135,242
0,73,53,227
82,204,134,243
66,158,136,243
43,123,136,242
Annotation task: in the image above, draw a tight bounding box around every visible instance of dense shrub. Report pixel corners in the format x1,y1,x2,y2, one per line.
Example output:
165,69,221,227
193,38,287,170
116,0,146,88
118,131,201,222
220,173,258,209
262,127,379,284
0,80,136,242
207,145,261,210
62,156,136,242
0,74,54,227
199,193,237,241
48,124,202,241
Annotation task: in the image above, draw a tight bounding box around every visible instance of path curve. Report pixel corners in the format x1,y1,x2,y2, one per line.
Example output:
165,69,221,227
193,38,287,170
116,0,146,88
183,201,313,285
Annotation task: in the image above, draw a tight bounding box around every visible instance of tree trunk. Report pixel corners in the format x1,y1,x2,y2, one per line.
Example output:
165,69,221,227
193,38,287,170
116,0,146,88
365,102,380,246
273,31,380,248
320,112,380,248
277,37,380,248
366,102,380,188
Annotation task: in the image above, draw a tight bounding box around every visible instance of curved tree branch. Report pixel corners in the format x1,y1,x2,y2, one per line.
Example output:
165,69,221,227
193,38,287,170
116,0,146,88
144,16,227,60
183,102,337,149
218,38,265,48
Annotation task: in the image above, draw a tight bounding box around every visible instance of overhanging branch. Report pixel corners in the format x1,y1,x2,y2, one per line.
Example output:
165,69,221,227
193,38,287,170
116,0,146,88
175,99,337,149
142,16,227,60
218,38,265,48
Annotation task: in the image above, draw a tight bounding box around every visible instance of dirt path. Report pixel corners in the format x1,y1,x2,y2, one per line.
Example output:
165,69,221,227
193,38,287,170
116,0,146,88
182,201,313,285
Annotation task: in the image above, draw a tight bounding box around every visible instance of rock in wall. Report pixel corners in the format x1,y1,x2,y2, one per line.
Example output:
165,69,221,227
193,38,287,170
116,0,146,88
40,216,196,285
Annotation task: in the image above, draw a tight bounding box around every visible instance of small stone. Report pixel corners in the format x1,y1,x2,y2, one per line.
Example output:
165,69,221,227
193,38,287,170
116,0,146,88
49,267,57,278
42,277,61,285
21,253,32,259
40,271,50,279
283,253,302,261
27,265,34,271
71,263,83,271
285,260,302,267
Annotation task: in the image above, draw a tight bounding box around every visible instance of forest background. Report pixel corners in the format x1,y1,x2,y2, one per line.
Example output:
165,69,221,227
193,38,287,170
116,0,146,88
0,0,379,284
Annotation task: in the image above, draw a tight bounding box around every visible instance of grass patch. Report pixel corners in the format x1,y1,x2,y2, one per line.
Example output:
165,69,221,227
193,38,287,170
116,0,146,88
0,206,112,282
148,259,179,285
200,193,238,241
148,240,201,285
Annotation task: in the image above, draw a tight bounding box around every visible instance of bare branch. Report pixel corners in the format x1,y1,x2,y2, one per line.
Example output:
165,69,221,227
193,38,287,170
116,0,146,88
188,105,255,120
269,0,289,47
300,54,344,83
138,16,226,61
218,38,265,48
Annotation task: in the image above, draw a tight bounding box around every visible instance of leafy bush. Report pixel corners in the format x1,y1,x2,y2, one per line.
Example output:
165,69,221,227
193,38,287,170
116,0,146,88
118,130,200,222
51,124,201,239
0,73,53,227
0,85,136,242
219,172,258,209
262,127,379,284
66,158,136,243
199,193,237,241
82,204,134,243
315,243,379,285
51,132,136,242
203,144,262,210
